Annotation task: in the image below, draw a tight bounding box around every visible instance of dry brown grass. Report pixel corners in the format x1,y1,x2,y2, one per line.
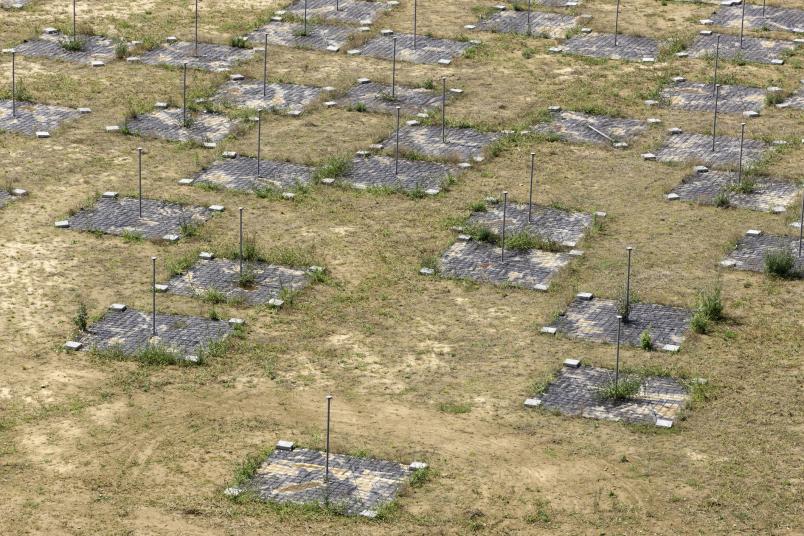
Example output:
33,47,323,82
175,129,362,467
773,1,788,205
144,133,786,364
0,0,802,534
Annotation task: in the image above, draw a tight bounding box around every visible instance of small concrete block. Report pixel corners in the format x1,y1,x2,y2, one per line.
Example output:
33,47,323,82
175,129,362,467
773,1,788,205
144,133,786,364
700,19,714,25
743,110,759,118
464,24,476,30
641,57,655,63
380,29,394,35
770,59,784,65
43,27,59,35
324,101,337,108
647,117,662,124
406,120,420,126
369,143,384,150
568,249,584,257
229,74,245,81
276,439,295,451
199,251,214,260
287,110,302,117
209,205,225,212
78,107,92,114
548,105,562,113
563,358,581,368
228,318,245,327
642,153,656,161
320,178,335,185
105,125,121,133
222,151,238,159
268,298,284,308
746,229,762,236
661,344,680,353
347,49,361,55
55,220,70,228
437,59,452,65
766,86,782,93
91,60,105,67
676,51,689,58
419,267,435,276
307,265,324,274
791,222,802,229
720,259,737,267
35,131,50,138
613,142,629,149
694,165,709,174
356,150,370,157
581,27,592,33
270,16,283,22
472,156,484,163
458,162,472,169
166,36,178,43
10,188,27,197
672,76,686,83
359,19,372,26
494,4,506,10
162,234,180,242
541,326,557,335
409,461,428,470
202,142,217,149
534,284,549,292
484,196,499,204
594,211,607,218
101,191,118,199
561,240,576,248
177,178,194,185
126,56,141,63
771,206,786,214
154,284,168,293
109,303,127,312
668,127,683,135
457,234,472,241
655,418,674,428
322,86,336,92
425,188,440,196
524,398,542,408
360,510,378,519
223,487,242,497
576,292,594,301
64,341,83,351
666,193,680,201
548,46,563,53
325,45,340,52
699,30,713,36
154,102,168,109
282,192,295,200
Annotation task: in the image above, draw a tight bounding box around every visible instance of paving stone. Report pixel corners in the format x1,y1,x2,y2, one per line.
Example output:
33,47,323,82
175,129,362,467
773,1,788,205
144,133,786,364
244,448,415,516
0,100,82,136
710,4,804,34
723,233,804,275
338,81,447,114
138,41,256,72
63,197,213,240
246,22,354,52
530,366,689,425
283,0,395,25
338,155,455,193
125,108,238,144
561,33,660,61
538,0,581,6
670,170,802,212
76,307,232,358
655,132,768,169
531,110,646,146
14,31,123,64
439,240,570,290
167,258,310,305
212,80,323,113
191,156,313,193
356,33,473,64
380,125,501,161
547,296,692,348
0,189,28,209
687,33,797,64
661,81,765,113
475,10,578,38
468,203,593,247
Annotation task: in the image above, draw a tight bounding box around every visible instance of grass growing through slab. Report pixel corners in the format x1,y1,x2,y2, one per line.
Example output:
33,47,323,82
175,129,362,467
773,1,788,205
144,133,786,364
764,249,796,278
691,284,724,334
73,302,88,332
60,36,86,52
598,376,642,401
313,155,352,182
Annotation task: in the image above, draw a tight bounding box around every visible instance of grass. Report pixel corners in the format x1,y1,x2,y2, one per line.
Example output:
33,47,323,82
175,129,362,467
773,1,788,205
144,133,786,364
764,249,796,278
60,36,86,52
728,178,756,195
640,330,653,351
122,229,144,243
505,231,562,252
200,288,228,304
597,376,642,401
438,402,472,414
73,302,88,332
313,155,352,182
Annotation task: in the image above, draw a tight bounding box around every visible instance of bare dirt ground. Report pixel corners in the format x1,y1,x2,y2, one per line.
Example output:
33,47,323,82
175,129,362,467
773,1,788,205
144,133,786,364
0,0,802,534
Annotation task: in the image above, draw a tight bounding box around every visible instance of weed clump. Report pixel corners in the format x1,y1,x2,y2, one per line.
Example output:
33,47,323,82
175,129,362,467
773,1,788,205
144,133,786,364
764,248,796,278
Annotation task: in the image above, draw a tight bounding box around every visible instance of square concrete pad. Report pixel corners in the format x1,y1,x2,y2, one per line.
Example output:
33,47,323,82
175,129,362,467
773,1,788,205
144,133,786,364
339,81,444,115
126,108,238,144
531,110,647,146
64,197,212,240
561,33,659,61
0,189,26,208
655,132,768,169
778,81,804,110
213,80,324,113
167,258,310,305
244,448,414,516
671,171,802,212
339,155,455,192
476,11,578,38
468,203,593,247
284,0,395,25
381,125,501,161
357,34,473,64
0,100,82,136
531,366,689,425
723,233,804,275
77,307,232,358
710,5,804,34
661,81,765,113
14,31,121,64
192,157,313,193
547,296,692,348
687,33,797,64
246,22,354,51
440,239,571,290
138,41,256,72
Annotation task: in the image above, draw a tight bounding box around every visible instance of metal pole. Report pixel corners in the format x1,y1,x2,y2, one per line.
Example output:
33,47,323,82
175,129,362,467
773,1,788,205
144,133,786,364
395,106,400,176
73,0,77,37
304,0,308,34
11,50,16,118
762,0,766,18
182,62,188,127
625,246,633,322
615,315,622,388
263,34,268,97
194,0,199,57
740,0,745,49
325,394,332,483
711,84,720,152
501,191,508,262
441,77,446,143
138,147,143,218
614,0,620,46
737,122,745,184
799,194,803,257
336,0,339,11
256,110,262,178
713,34,720,95
239,207,244,275
528,152,535,223
527,0,532,36
391,37,397,98
413,0,417,50
152,256,157,336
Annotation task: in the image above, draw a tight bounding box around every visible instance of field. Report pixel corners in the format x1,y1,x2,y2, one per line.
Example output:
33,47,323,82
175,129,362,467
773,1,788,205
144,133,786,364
0,0,802,534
